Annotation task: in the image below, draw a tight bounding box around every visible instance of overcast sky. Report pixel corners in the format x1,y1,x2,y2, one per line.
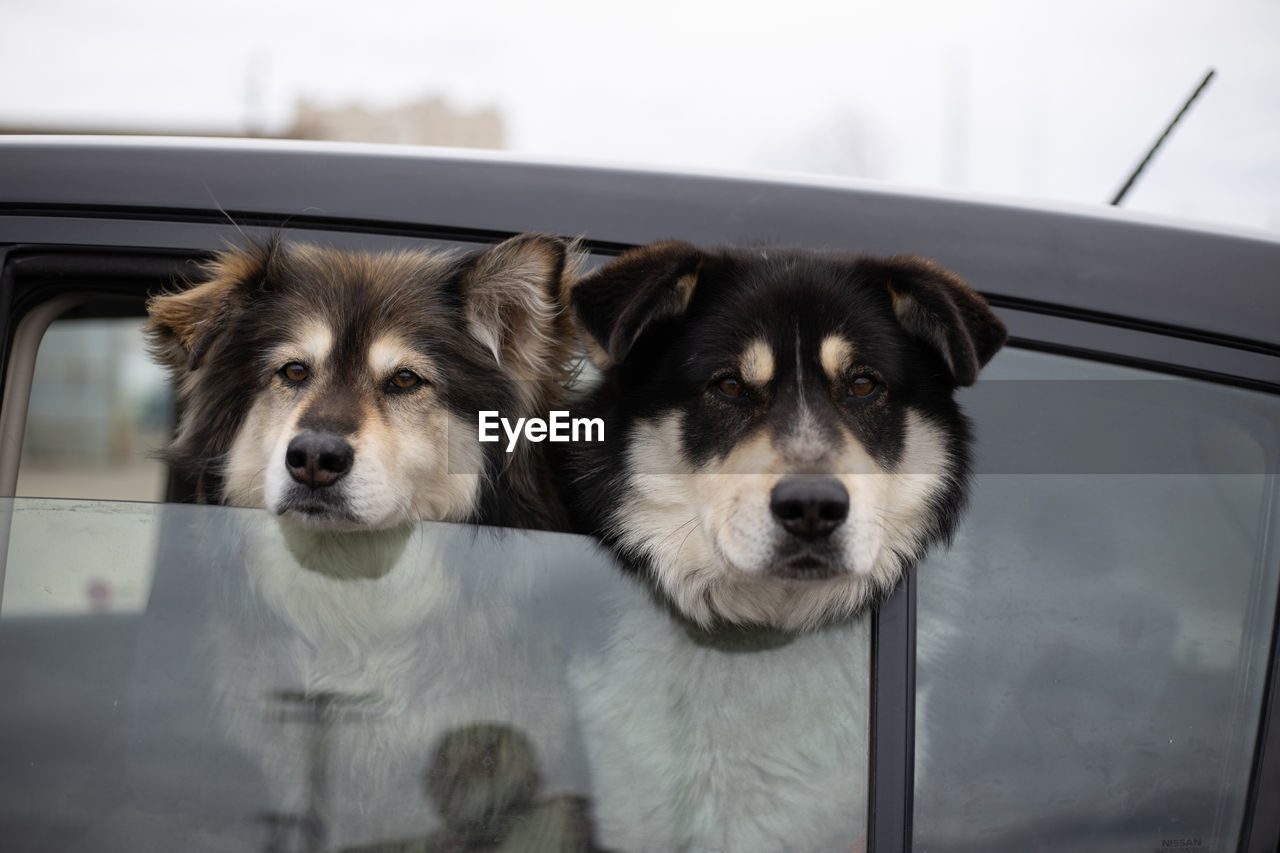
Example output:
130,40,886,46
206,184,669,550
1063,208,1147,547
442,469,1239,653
3,0,1277,234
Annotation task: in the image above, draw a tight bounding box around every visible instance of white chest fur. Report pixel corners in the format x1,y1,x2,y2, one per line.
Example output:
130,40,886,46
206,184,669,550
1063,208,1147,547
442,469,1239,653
571,588,872,853
205,520,581,849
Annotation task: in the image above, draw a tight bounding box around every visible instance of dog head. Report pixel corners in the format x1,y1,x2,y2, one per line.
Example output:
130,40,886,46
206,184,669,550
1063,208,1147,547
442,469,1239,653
146,233,577,531
568,242,1006,630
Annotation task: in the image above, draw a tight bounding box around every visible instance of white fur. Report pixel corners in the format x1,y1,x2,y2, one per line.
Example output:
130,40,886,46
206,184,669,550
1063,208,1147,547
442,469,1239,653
220,359,483,531
740,338,774,386
572,408,953,850
608,410,952,631
367,333,429,380
819,334,853,380
570,583,871,852
290,319,335,370
206,516,582,849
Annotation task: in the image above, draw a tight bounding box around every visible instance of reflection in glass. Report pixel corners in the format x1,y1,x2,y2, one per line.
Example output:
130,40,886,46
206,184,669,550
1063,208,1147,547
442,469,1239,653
0,503,609,851
914,350,1280,852
571,588,871,852
0,500,872,852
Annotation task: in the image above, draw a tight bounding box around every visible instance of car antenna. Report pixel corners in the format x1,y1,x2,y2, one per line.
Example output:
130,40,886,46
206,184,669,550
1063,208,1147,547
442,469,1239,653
1109,69,1215,206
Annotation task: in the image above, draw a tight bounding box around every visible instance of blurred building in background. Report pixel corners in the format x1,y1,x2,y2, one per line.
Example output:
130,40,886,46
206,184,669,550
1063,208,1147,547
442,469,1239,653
1,94,506,150
285,96,504,148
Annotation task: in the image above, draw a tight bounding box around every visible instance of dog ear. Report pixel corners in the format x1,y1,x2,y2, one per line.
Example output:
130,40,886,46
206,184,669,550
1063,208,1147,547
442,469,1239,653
863,255,1007,387
569,240,703,367
459,233,579,384
145,244,273,372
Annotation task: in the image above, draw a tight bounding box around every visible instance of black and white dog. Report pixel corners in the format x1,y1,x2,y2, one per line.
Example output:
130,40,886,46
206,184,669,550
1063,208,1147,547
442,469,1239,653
561,242,1006,852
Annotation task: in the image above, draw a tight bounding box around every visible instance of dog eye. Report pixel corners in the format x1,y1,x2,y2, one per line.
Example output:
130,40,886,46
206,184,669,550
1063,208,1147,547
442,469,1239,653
715,376,745,399
847,375,878,398
386,369,423,392
279,362,309,384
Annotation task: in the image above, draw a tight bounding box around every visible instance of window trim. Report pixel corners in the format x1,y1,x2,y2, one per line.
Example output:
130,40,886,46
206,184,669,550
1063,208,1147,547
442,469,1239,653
0,291,90,498
0,291,87,612
1241,473,1280,853
869,570,915,852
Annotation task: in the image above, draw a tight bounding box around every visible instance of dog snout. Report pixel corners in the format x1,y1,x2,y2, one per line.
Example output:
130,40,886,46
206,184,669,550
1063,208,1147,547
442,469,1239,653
770,477,849,539
285,433,354,488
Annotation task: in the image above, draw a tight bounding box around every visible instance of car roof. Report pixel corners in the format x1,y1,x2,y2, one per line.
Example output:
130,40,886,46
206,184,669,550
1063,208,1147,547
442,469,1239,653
2,135,1278,351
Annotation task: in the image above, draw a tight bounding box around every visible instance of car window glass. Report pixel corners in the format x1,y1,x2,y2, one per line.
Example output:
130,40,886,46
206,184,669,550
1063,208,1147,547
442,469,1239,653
0,500,871,851
914,348,1280,853
16,316,170,502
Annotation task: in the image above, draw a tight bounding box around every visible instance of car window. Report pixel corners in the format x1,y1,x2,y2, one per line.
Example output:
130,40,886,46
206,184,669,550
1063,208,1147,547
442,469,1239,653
15,316,171,502
0,499,871,851
914,348,1280,853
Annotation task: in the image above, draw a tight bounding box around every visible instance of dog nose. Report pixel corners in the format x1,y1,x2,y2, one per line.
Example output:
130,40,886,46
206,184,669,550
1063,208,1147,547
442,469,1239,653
285,433,354,488
770,477,849,539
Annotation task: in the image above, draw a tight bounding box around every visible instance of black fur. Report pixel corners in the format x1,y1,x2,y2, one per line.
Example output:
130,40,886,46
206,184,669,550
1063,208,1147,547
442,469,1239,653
561,242,1006,611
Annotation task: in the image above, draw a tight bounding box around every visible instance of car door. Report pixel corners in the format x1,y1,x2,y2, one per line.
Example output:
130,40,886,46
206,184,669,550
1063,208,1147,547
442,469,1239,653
1,137,1277,852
